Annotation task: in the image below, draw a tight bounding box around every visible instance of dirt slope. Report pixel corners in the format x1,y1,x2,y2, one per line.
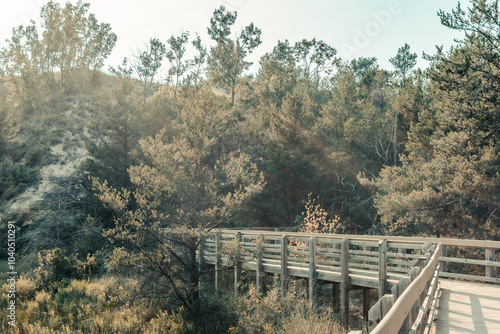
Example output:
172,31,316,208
2,98,93,216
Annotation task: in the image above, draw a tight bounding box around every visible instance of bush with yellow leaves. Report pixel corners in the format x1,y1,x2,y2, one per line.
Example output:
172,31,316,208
299,194,340,234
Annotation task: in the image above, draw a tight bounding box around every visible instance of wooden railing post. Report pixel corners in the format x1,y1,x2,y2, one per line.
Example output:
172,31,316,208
256,234,264,293
378,239,388,299
332,240,341,313
391,276,410,332
333,282,340,313
370,243,442,334
309,236,317,304
281,234,289,296
368,294,394,332
418,256,428,305
440,245,448,273
198,236,205,290
406,267,420,331
363,245,370,269
234,232,242,296
486,248,496,280
215,233,222,291
418,256,427,271
391,276,410,301
398,247,404,270
341,237,350,327
363,288,371,320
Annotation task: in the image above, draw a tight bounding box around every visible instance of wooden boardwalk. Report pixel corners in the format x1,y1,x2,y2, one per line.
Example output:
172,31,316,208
184,229,500,333
433,280,500,334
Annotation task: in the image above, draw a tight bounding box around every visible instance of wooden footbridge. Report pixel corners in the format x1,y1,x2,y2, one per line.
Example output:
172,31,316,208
196,229,500,334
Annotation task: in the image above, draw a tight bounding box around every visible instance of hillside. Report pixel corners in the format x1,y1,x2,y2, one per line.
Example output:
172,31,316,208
2,98,92,216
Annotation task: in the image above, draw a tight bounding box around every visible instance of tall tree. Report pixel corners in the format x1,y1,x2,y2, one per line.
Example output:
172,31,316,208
257,40,298,108
320,58,394,167
1,1,116,92
84,78,142,190
93,87,265,325
165,32,207,95
389,43,418,164
207,5,262,105
294,38,338,88
131,37,166,101
366,0,500,239
189,33,208,90
39,0,117,86
166,32,191,98
389,43,417,83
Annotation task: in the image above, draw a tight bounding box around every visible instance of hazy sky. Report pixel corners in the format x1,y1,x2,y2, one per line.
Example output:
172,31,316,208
1,0,465,76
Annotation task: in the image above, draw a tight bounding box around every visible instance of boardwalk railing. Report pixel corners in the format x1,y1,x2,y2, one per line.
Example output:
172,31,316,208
369,243,442,334
234,230,500,283
438,240,499,284
198,230,438,328
187,229,500,333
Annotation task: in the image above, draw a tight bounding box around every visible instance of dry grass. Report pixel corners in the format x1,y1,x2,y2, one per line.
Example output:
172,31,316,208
0,273,347,333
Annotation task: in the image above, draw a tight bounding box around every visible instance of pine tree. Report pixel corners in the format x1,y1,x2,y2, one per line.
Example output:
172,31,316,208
207,5,261,105
93,87,265,324
366,0,500,239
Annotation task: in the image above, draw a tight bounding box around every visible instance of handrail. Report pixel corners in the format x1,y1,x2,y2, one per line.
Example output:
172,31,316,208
220,229,500,248
370,243,442,334
216,229,428,245
220,229,500,283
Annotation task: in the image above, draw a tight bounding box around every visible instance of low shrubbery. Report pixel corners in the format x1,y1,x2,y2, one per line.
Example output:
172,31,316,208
0,256,345,333
235,279,344,334
0,156,38,201
0,260,343,334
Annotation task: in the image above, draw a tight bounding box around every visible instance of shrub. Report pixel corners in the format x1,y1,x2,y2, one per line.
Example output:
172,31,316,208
235,278,344,334
0,155,37,201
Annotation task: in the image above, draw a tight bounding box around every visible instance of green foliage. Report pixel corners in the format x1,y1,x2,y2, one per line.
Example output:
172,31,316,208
0,275,147,333
92,86,265,323
389,43,417,82
0,1,115,114
293,38,338,88
84,78,143,190
0,103,18,154
0,260,8,282
71,216,109,260
235,279,344,334
189,34,208,90
1,1,116,91
207,5,262,104
366,0,500,238
131,37,167,100
257,40,299,108
166,32,191,97
20,176,86,252
40,1,117,72
0,155,37,201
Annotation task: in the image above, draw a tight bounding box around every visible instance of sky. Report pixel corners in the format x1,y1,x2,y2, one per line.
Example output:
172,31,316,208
0,0,465,77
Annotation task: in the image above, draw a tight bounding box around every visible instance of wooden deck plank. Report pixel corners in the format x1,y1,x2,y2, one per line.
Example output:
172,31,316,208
433,280,500,334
